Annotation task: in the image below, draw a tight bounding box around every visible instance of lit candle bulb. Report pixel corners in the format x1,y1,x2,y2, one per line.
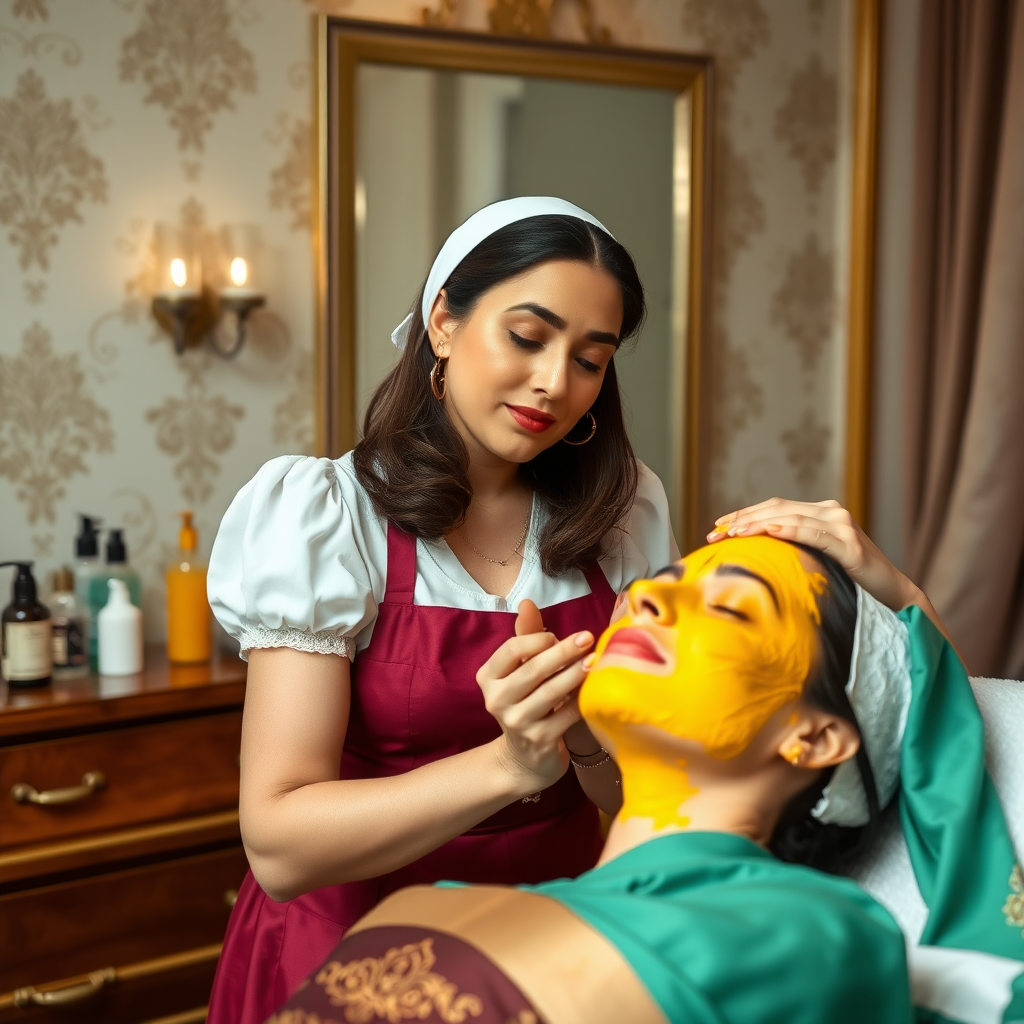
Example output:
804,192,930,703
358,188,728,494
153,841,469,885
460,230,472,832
170,258,187,287
161,256,198,299
222,255,258,299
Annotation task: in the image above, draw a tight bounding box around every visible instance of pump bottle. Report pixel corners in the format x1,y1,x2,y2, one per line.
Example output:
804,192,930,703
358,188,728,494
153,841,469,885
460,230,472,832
88,528,143,669
166,511,211,663
98,579,143,675
1,562,52,686
73,514,102,610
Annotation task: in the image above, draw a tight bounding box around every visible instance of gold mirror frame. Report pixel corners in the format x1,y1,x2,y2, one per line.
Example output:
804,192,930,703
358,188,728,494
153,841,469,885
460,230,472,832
315,16,713,549
315,9,883,550
844,0,881,531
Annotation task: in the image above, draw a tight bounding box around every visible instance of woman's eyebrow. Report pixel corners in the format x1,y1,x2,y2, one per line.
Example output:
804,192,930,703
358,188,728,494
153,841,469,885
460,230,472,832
651,564,685,581
714,564,780,612
505,302,620,347
506,302,566,329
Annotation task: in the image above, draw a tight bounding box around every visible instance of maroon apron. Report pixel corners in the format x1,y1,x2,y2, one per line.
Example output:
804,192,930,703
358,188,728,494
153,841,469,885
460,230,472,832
207,524,615,1024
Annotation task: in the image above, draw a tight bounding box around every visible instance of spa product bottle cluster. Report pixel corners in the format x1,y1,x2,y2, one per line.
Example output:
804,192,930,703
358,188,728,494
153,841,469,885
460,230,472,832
1,562,52,687
166,511,212,663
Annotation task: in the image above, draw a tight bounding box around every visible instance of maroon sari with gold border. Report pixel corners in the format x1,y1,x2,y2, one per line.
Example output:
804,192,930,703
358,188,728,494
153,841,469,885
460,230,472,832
265,885,667,1024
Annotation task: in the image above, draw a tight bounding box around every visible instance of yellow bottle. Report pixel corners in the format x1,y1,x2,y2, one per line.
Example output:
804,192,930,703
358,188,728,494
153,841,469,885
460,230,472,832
166,512,211,664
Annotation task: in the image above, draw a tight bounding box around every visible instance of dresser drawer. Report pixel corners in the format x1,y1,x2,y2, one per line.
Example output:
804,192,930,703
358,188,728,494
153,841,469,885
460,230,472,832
0,845,247,992
0,712,242,849
0,944,219,1024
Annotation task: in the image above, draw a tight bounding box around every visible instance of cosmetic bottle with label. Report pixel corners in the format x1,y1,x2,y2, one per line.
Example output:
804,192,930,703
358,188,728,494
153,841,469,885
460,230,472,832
1,562,52,687
98,578,143,676
167,511,211,664
49,567,89,679
88,528,143,669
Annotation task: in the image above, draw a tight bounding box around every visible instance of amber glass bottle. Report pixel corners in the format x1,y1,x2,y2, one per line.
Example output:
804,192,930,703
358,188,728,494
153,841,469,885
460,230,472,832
166,512,211,663
1,561,52,687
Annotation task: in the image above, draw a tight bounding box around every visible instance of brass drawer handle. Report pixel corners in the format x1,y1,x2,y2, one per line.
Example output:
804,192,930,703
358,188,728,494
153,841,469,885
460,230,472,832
13,967,115,1006
11,771,106,806
140,1008,208,1024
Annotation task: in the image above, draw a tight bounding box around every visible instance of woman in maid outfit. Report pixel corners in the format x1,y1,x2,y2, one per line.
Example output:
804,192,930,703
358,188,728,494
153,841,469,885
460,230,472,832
205,197,679,1022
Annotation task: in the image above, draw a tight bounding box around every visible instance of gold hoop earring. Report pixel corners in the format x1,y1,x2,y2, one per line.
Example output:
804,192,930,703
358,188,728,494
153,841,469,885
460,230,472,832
430,357,448,401
562,411,597,446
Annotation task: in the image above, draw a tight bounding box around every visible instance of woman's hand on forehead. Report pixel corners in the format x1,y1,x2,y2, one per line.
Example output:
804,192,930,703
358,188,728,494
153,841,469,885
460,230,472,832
707,497,916,612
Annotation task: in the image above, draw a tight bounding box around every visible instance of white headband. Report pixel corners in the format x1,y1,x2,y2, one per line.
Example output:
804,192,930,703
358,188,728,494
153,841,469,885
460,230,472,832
391,196,615,351
812,585,913,827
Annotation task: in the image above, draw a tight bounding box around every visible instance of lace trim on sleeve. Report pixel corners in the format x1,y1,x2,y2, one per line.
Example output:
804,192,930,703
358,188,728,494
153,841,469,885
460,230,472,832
237,625,354,662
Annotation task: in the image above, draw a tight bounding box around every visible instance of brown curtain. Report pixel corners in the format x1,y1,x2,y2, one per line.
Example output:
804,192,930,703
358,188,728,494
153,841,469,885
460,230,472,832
903,0,1024,677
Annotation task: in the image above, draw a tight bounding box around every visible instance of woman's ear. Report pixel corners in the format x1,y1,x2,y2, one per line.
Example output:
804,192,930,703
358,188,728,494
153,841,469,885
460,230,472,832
427,289,457,357
777,712,861,772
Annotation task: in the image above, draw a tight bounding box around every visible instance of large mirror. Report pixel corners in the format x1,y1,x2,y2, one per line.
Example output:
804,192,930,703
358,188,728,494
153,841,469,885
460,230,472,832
318,19,711,546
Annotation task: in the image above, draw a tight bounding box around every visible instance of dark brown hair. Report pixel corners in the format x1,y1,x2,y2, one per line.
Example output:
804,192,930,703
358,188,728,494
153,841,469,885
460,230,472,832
769,544,883,875
353,214,647,576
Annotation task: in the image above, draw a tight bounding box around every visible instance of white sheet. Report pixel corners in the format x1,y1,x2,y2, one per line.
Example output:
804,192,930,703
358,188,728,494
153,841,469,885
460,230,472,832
850,677,1024,1023
851,677,1024,939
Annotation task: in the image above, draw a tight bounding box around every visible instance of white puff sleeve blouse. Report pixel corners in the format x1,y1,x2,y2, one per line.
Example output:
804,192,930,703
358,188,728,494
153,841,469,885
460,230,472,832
208,452,679,661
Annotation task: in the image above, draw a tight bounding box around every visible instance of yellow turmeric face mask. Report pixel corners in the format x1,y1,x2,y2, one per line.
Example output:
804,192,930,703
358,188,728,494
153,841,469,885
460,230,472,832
580,537,826,827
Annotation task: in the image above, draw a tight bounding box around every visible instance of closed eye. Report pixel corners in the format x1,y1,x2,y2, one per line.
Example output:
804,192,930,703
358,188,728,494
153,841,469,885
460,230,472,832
509,330,542,350
577,357,602,373
710,604,750,622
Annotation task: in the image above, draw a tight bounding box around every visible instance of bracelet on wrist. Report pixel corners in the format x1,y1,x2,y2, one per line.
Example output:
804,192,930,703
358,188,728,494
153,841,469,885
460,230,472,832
567,746,611,769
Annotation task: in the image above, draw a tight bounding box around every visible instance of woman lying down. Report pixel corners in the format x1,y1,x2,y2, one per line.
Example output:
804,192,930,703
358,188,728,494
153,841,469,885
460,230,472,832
266,533,1023,1024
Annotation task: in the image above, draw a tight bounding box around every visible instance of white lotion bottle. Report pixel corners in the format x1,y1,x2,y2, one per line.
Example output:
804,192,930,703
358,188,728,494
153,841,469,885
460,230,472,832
98,579,143,676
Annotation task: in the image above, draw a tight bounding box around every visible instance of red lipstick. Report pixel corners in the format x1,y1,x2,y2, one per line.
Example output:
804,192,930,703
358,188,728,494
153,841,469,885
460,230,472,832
603,627,667,665
506,404,556,433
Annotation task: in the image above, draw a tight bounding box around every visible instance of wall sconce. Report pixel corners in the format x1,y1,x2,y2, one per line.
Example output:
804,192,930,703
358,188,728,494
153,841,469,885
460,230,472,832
151,223,266,358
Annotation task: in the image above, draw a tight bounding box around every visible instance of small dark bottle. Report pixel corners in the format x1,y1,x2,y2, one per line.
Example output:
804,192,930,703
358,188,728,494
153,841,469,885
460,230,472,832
1,561,52,687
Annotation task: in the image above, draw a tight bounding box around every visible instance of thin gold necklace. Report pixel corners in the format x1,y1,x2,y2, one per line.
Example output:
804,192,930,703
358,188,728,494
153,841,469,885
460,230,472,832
459,515,530,567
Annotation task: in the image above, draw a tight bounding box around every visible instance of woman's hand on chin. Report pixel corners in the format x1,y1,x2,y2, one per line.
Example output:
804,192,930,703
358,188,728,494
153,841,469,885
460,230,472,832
476,601,594,796
708,498,921,612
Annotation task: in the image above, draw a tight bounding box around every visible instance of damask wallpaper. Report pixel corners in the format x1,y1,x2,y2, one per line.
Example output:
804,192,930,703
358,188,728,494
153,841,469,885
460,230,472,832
0,0,315,640
0,0,852,641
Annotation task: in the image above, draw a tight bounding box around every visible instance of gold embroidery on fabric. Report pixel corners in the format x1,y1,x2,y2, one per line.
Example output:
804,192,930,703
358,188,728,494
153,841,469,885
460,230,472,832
267,1010,341,1024
316,937,484,1023
1004,864,1024,936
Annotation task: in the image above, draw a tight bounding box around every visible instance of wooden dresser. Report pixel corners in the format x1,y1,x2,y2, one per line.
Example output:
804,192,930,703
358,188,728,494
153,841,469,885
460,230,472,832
0,648,247,1024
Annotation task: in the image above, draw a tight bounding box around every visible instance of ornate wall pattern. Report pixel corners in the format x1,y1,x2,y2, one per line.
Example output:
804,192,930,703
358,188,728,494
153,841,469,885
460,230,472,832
675,0,848,511
775,55,839,196
0,0,315,641
267,112,312,231
119,0,258,169
0,0,851,641
0,322,113,525
12,0,49,20
0,68,108,271
771,233,835,374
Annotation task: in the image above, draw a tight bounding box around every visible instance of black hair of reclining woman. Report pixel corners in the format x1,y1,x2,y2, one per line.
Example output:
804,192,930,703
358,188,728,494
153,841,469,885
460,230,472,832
266,536,1023,1024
